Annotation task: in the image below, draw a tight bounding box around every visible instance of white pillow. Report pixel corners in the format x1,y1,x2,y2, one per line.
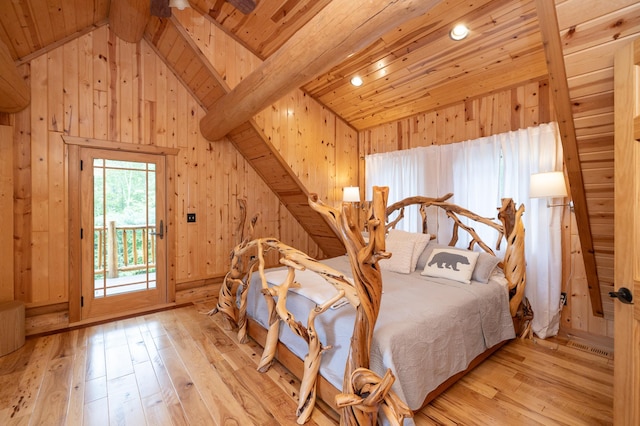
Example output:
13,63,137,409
379,236,415,274
421,248,480,284
386,229,431,272
473,253,501,283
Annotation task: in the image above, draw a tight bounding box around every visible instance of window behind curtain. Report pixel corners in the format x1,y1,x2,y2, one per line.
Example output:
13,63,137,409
364,122,564,339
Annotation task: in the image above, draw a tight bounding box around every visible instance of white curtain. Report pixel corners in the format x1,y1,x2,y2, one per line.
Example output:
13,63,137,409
499,122,564,338
440,137,503,247
365,146,439,232
364,122,563,339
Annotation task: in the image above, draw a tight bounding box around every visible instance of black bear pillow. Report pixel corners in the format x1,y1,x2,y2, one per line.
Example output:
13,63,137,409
421,248,480,284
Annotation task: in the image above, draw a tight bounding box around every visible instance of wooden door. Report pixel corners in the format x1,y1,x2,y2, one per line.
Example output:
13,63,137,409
613,38,640,424
79,148,167,320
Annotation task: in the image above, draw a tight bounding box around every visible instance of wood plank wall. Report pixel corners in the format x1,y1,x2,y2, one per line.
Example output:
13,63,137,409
4,22,358,328
358,81,613,339
177,9,359,202
0,125,14,302
566,213,613,337
359,81,550,152
177,9,360,257
552,0,633,339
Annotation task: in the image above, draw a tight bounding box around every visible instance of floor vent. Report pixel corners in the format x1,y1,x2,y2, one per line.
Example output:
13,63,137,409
566,340,613,359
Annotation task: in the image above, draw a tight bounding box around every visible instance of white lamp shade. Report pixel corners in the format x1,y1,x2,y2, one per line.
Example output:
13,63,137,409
343,186,361,202
530,171,568,198
169,0,190,10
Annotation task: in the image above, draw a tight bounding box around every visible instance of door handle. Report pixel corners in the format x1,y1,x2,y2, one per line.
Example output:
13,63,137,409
150,220,164,240
609,287,633,304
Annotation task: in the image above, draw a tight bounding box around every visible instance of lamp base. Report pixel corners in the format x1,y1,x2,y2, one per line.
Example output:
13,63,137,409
547,200,574,211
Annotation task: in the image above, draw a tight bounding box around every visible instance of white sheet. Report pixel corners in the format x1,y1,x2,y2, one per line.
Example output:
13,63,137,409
263,268,350,310
245,255,515,422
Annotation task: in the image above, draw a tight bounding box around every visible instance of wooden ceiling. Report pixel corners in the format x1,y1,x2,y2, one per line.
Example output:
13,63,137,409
0,0,549,131
305,0,547,130
2,0,640,320
192,0,549,131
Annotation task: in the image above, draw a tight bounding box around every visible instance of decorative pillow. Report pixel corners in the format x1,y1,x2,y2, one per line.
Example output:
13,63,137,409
417,243,501,283
386,229,431,272
416,242,447,270
421,248,480,284
473,253,502,283
379,236,415,274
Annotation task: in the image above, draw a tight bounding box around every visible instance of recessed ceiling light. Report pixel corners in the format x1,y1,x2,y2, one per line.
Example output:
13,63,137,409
350,76,363,87
450,24,469,41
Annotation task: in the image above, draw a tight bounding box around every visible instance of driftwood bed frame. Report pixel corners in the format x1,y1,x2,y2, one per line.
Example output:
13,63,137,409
210,187,529,425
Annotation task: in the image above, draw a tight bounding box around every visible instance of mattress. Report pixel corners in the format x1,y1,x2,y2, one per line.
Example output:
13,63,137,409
245,254,515,416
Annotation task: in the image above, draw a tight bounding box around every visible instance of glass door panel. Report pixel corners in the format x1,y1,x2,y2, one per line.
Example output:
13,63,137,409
80,149,166,319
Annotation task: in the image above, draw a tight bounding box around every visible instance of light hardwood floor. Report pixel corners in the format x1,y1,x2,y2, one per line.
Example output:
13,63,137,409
0,301,613,425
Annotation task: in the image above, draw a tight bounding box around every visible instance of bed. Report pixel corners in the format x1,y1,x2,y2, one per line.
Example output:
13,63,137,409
210,188,530,425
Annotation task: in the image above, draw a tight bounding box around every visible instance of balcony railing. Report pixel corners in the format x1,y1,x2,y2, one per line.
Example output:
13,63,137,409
94,221,156,278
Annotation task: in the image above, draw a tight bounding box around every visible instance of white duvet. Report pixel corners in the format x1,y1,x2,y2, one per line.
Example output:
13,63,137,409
245,255,515,421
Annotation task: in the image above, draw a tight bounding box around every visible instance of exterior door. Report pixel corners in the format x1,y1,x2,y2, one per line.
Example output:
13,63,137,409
79,148,167,319
613,38,640,424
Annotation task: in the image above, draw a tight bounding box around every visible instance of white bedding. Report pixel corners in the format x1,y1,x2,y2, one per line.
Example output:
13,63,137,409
245,255,515,419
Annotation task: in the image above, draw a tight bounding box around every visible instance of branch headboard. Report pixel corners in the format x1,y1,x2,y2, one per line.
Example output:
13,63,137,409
383,193,528,322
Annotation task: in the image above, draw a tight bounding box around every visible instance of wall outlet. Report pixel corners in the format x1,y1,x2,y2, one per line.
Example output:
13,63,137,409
187,213,196,223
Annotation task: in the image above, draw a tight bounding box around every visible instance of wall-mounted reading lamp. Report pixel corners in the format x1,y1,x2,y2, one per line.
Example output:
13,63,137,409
169,0,190,10
530,171,573,210
343,186,361,203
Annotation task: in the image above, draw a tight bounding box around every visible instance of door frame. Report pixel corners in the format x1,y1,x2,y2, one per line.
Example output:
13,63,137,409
64,136,178,324
80,148,166,319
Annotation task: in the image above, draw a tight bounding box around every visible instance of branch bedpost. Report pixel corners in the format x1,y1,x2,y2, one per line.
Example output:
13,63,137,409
209,199,260,339
498,199,530,337
309,186,411,426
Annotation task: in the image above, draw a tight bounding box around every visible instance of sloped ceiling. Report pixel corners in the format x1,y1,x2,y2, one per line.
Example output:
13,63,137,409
2,0,639,318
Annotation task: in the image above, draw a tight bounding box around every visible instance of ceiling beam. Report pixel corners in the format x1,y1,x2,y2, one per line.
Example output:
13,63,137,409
199,0,443,141
108,0,150,43
143,16,345,257
0,38,29,113
535,0,603,317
